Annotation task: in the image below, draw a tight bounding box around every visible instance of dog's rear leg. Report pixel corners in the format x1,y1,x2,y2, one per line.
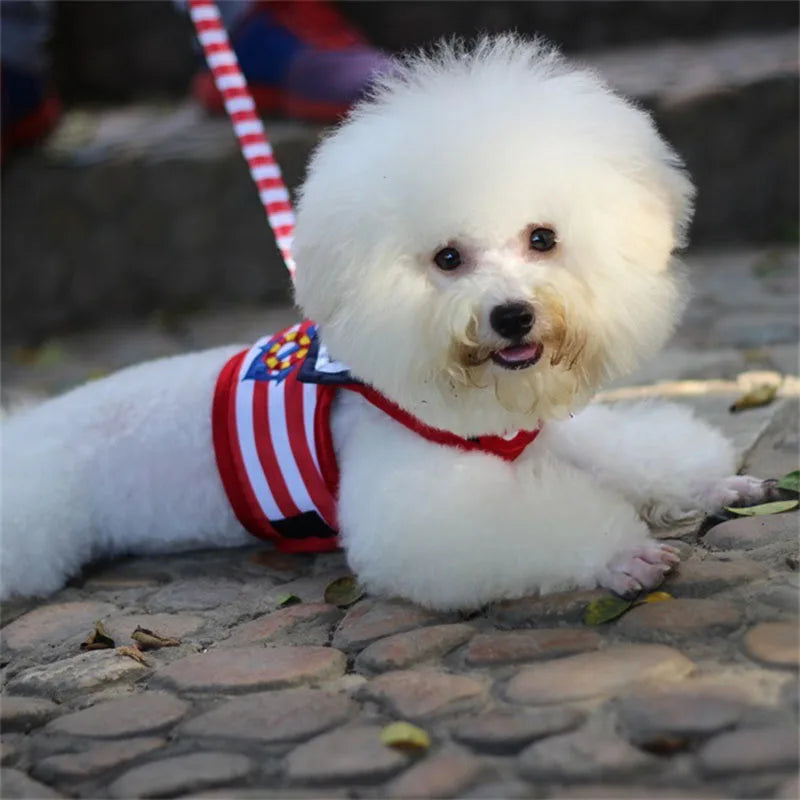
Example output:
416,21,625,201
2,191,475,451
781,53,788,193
1,346,250,600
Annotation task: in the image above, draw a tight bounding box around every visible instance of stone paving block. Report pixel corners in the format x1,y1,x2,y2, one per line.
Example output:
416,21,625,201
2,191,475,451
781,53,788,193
143,579,244,612
108,751,253,798
452,707,585,754
662,558,768,597
44,691,189,738
0,768,64,798
461,779,532,799
612,687,752,749
0,601,118,651
103,613,205,645
0,696,60,732
245,549,310,577
359,669,486,720
152,645,346,693
703,514,799,552
221,603,342,648
777,776,799,799
32,737,166,783
743,621,800,668
741,396,800,479
488,589,608,629
332,599,447,652
506,644,694,704
462,628,601,667
81,574,162,591
552,786,724,798
179,688,355,743
753,585,800,614
356,624,474,673
285,725,411,784
6,650,149,701
385,746,486,798
698,724,799,775
0,736,23,767
517,727,656,781
614,598,742,641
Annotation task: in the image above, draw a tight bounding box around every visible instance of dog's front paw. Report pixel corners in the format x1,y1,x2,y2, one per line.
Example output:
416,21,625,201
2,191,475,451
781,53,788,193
698,474,775,512
598,542,681,599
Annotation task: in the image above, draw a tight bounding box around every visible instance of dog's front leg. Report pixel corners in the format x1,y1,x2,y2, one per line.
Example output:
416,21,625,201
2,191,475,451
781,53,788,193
542,401,770,527
332,395,675,610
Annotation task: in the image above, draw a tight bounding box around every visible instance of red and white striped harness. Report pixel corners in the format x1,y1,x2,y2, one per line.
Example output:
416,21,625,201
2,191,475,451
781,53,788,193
212,321,541,553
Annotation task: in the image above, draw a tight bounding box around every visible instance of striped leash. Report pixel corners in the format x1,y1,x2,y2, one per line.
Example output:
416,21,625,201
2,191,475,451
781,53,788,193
187,0,297,278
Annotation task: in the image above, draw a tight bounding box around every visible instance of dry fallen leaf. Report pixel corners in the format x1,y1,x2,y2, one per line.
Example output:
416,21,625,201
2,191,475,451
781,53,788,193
324,576,365,607
729,383,779,413
131,626,181,650
641,591,674,604
725,499,799,516
380,721,431,752
117,645,151,666
80,621,115,651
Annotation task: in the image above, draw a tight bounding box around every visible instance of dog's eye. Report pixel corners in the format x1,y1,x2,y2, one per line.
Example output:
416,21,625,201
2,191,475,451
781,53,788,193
529,228,557,252
433,247,462,271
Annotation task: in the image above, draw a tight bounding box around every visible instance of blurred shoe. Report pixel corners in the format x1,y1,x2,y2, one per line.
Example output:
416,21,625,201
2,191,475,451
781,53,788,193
1,63,61,157
193,0,392,122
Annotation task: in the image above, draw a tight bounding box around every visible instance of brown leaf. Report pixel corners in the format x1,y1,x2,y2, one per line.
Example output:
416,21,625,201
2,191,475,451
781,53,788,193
729,383,778,413
131,626,181,650
640,591,674,604
80,621,115,651
117,645,151,666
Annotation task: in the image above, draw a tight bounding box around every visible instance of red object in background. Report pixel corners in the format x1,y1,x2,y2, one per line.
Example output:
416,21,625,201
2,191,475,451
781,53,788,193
0,91,60,159
192,0,390,123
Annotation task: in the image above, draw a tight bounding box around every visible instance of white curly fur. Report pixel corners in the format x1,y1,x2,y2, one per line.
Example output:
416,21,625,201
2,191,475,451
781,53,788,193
0,37,762,608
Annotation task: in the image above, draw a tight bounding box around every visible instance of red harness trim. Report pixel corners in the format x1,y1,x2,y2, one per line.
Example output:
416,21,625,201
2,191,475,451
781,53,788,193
343,383,540,462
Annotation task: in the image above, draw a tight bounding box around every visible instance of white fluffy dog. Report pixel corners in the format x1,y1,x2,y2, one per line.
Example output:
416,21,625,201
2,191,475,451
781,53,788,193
1,37,768,610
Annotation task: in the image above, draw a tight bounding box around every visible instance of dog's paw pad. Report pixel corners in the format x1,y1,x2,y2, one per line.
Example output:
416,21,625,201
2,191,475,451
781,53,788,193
599,542,678,597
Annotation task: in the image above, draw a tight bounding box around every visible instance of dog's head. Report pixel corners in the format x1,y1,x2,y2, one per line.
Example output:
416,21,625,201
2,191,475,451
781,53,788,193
294,36,694,437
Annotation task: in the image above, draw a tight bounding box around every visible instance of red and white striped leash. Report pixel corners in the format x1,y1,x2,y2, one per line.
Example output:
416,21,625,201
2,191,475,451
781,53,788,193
187,0,297,278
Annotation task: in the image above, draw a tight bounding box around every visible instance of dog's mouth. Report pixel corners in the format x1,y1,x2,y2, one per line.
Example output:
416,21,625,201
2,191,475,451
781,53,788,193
490,341,544,370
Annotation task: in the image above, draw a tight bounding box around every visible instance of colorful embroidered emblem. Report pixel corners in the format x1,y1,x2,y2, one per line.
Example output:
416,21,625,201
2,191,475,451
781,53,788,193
244,324,317,383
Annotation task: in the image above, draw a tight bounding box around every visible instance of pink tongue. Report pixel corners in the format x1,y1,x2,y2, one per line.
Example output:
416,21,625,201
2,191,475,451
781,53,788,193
498,344,539,362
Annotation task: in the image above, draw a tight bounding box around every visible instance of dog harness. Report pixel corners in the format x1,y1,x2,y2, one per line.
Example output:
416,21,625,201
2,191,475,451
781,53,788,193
212,321,541,552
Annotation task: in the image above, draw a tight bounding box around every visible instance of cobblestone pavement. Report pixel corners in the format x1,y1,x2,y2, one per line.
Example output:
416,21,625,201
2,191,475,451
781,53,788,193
1,247,798,798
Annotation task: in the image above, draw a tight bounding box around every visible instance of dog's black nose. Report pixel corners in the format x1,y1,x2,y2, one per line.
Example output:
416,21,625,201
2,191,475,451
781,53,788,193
490,302,535,339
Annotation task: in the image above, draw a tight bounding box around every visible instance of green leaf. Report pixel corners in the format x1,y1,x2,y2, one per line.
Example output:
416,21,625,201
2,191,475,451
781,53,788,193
777,471,800,494
276,593,302,607
380,721,431,752
583,596,635,625
725,499,799,516
324,576,365,607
